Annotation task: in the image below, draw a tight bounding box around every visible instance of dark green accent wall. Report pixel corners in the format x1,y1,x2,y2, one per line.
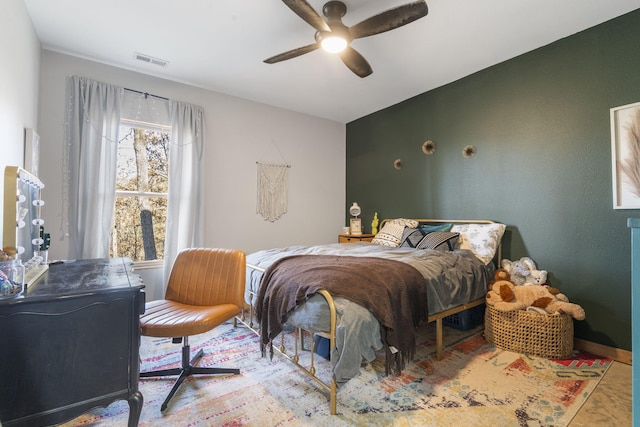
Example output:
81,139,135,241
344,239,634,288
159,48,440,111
346,10,640,350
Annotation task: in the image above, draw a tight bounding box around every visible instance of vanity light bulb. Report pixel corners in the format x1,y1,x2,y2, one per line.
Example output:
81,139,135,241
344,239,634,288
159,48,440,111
32,238,44,246
33,199,45,207
32,218,45,226
17,220,26,229
17,246,25,255
17,194,26,203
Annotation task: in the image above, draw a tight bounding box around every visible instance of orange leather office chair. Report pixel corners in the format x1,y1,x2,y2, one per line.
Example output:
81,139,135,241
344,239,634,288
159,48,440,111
139,248,246,411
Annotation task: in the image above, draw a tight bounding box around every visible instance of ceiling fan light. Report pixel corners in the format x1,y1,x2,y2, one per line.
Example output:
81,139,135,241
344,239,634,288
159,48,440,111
321,36,347,53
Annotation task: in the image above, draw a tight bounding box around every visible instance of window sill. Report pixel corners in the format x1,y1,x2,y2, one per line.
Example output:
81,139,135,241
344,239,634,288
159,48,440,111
132,260,163,270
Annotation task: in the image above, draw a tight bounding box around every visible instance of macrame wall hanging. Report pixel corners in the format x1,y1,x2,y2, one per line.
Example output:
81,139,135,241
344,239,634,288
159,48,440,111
256,141,291,222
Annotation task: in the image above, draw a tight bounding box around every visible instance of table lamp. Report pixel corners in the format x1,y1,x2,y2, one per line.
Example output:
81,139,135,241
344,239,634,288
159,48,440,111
349,202,362,235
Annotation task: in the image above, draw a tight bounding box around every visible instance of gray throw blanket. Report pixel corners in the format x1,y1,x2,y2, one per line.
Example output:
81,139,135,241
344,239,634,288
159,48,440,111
255,254,428,375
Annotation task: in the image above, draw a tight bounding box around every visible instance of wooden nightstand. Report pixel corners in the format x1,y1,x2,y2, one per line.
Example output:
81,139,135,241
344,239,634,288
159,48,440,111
338,233,375,243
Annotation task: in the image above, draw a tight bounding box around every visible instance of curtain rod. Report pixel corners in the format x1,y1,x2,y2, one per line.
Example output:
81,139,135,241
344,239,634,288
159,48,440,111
256,161,291,168
124,87,169,101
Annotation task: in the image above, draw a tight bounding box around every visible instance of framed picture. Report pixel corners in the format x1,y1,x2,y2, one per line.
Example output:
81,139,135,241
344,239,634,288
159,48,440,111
611,101,640,209
350,218,362,235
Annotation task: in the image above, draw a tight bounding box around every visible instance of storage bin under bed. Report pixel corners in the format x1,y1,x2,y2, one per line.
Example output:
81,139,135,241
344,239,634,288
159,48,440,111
443,304,485,330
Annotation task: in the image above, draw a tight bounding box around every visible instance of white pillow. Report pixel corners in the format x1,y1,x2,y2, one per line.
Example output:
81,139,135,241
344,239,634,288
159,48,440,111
450,223,506,264
371,222,406,247
389,218,419,228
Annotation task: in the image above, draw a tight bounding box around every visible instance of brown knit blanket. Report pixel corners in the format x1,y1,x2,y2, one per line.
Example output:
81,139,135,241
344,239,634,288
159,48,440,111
255,254,428,375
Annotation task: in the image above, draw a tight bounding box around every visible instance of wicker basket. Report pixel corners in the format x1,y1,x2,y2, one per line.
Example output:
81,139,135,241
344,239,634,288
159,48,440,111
484,304,574,358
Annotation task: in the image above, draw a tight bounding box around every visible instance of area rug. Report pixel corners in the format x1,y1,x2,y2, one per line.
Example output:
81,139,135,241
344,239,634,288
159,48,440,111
61,320,611,427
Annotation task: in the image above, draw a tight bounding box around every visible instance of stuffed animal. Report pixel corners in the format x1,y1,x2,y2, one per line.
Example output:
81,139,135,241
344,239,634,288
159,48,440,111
523,268,548,286
501,257,536,285
484,272,516,303
489,268,510,284
486,269,585,320
502,257,550,286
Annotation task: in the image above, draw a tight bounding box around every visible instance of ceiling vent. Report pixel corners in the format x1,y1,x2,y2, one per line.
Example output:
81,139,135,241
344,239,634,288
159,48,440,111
134,52,169,68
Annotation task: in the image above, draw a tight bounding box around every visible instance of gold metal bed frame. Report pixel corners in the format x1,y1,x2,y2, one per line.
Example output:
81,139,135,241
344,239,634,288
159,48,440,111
235,219,502,415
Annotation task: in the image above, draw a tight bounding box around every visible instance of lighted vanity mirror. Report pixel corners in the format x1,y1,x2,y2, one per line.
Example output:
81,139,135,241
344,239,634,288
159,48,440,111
3,166,48,288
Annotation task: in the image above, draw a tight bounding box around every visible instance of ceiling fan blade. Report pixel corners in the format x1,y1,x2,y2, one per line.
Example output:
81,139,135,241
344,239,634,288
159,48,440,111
264,43,320,64
339,46,373,78
281,0,330,32
349,1,428,40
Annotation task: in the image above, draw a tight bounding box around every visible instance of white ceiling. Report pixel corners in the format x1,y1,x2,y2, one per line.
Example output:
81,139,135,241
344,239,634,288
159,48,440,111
23,0,640,123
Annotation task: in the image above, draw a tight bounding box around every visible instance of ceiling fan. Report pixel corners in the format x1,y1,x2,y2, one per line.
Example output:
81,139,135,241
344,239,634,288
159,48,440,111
264,0,429,78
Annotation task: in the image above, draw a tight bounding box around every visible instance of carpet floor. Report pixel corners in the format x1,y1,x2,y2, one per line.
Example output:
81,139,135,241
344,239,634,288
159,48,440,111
61,319,611,426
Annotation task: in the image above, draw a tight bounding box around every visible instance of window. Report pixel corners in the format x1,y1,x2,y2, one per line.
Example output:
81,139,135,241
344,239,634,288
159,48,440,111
110,119,170,262
66,77,202,265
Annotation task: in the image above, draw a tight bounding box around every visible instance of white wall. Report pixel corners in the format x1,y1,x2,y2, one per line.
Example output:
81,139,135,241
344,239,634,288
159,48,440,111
1,2,345,299
0,0,41,241
37,51,346,298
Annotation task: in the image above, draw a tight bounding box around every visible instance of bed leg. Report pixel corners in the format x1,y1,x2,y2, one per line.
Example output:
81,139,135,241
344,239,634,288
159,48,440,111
248,295,255,328
299,328,308,351
330,377,337,415
436,318,443,360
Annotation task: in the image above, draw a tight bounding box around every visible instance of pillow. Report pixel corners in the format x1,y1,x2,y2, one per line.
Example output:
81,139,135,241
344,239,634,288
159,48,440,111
371,222,405,247
371,219,419,247
399,224,452,248
419,223,453,232
390,218,419,228
450,223,506,264
416,231,459,251
400,228,429,248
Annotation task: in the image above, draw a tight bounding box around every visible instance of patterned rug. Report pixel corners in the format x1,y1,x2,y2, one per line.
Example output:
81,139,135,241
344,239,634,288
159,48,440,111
61,320,611,427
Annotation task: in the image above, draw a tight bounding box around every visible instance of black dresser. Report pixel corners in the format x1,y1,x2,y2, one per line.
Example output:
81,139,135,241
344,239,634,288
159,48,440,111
0,258,145,426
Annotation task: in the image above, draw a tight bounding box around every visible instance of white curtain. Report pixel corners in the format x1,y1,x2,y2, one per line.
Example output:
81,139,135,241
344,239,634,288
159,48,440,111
163,101,205,288
65,78,204,289
65,76,123,259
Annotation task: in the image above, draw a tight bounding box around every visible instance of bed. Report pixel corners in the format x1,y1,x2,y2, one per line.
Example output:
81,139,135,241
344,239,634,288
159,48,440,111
237,219,505,415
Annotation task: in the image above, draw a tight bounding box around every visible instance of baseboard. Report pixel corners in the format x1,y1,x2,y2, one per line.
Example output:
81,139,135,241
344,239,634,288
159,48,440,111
573,338,631,365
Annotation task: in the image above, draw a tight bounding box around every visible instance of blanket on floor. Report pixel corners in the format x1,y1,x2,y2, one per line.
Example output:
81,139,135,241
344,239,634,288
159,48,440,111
255,254,428,375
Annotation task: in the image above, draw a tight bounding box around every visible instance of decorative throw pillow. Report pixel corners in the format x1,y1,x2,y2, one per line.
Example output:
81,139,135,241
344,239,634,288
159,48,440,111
420,223,453,232
400,228,428,248
400,223,453,248
451,223,506,264
390,218,419,228
371,222,405,247
416,232,459,251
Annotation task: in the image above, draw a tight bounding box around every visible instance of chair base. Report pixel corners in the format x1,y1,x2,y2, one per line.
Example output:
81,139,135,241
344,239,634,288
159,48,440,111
140,338,240,411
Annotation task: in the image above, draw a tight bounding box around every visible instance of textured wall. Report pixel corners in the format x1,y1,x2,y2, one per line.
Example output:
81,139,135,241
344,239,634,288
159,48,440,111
37,51,345,261
0,0,40,241
346,10,640,350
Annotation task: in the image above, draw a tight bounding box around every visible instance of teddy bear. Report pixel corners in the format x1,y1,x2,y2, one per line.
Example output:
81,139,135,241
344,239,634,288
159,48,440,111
502,257,550,286
523,268,548,286
486,269,585,320
501,257,536,285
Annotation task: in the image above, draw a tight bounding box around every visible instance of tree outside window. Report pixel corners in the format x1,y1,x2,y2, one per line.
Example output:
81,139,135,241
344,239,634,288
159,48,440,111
110,122,169,262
